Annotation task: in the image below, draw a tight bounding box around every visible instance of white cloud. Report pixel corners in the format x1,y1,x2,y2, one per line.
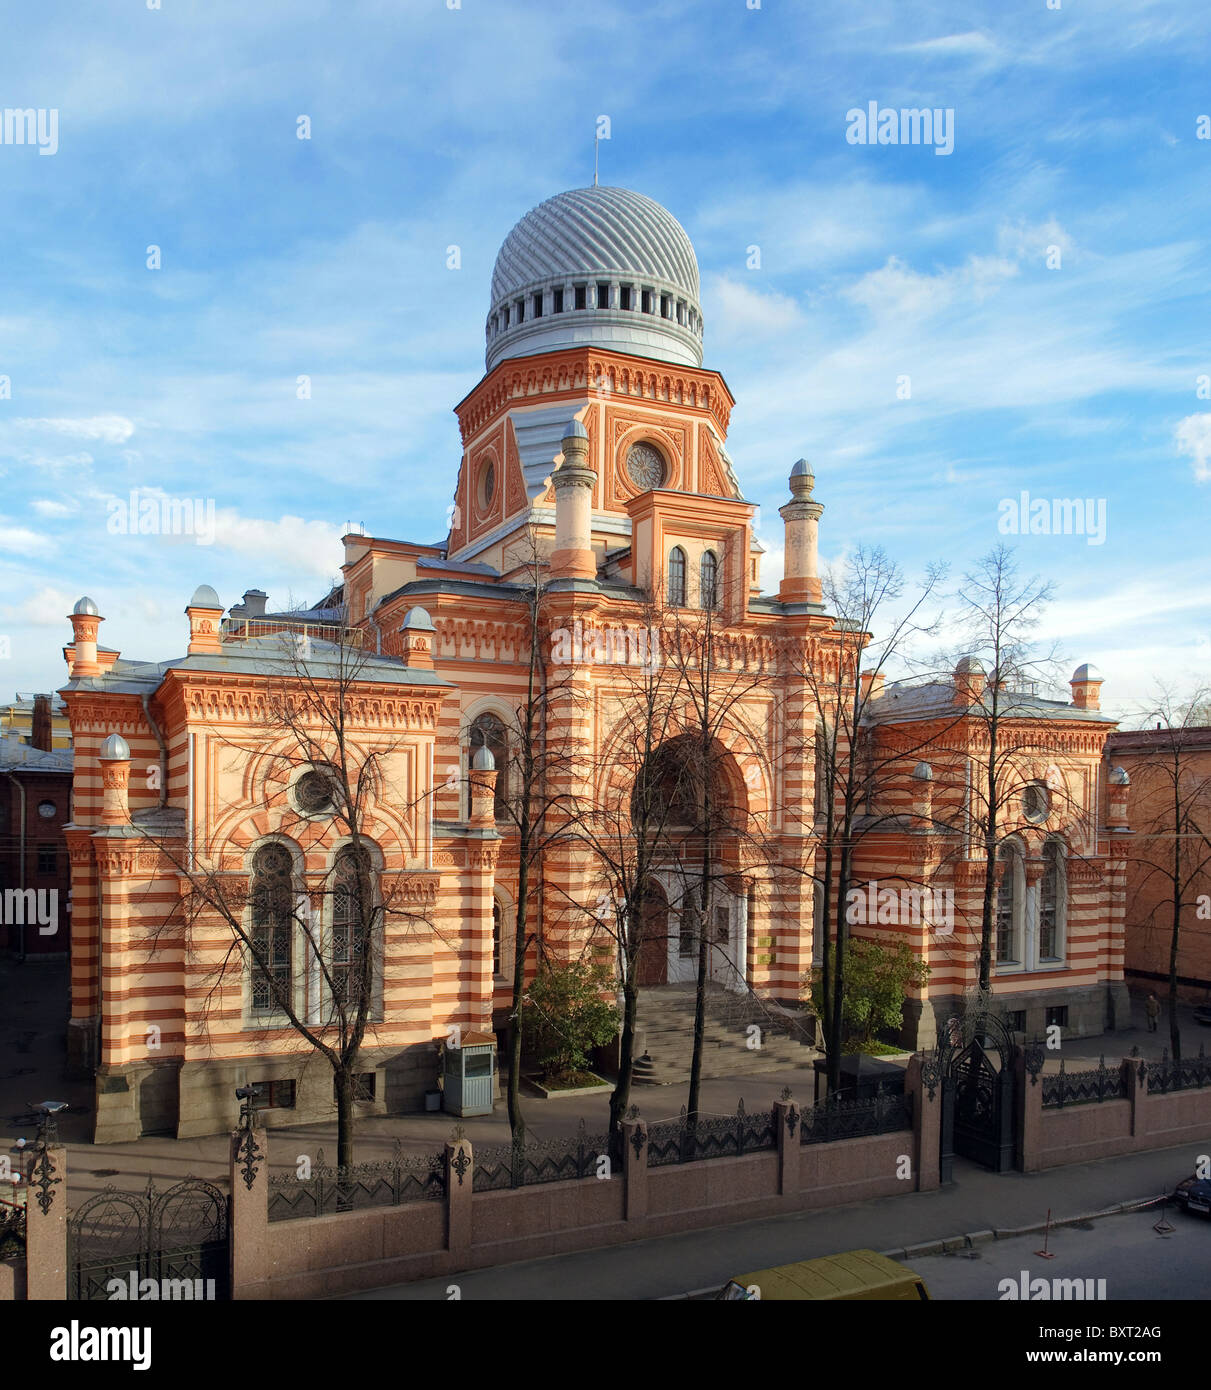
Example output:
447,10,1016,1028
16,416,135,444
897,31,1002,60
211,510,344,577
1174,413,1211,482
0,522,55,556
31,498,77,518
707,276,803,341
2,585,77,626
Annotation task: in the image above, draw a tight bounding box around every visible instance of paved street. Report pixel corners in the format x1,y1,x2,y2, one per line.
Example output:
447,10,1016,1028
912,1208,1211,1301
343,1144,1208,1300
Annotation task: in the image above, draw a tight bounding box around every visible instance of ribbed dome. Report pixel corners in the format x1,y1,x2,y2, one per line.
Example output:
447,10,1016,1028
486,186,704,372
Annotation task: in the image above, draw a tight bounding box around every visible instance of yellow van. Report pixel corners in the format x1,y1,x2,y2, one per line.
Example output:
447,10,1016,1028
716,1249,932,1301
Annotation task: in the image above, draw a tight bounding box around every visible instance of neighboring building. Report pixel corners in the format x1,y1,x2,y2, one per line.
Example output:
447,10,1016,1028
59,184,1135,1142
1105,726,1211,1004
0,691,72,749
853,662,1130,1045
0,694,74,959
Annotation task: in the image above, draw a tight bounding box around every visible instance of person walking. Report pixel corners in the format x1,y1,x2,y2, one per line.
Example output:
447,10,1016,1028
1145,992,1161,1033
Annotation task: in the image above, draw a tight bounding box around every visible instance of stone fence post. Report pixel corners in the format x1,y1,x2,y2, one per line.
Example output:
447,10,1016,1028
773,1095,800,1196
620,1114,647,1223
1124,1055,1147,1140
445,1135,472,1263
1016,1048,1046,1173
905,1056,940,1192
23,1143,67,1300
229,1120,269,1300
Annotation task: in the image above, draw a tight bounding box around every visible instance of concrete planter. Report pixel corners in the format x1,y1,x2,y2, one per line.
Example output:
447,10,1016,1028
528,1074,613,1099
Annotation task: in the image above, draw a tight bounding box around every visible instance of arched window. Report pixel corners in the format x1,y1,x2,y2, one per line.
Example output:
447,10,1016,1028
668,547,687,607
700,550,718,610
469,712,508,819
250,843,293,1011
1039,840,1064,961
331,848,371,1010
995,842,1022,964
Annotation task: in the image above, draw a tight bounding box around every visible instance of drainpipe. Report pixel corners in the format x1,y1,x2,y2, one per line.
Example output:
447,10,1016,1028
141,694,168,808
2,767,26,961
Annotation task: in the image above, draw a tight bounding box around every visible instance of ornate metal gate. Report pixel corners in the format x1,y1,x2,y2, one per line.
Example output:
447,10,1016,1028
69,1177,229,1301
930,1008,1017,1180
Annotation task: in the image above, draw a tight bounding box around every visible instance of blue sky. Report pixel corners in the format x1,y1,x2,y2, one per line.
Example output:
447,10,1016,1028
1,0,1208,720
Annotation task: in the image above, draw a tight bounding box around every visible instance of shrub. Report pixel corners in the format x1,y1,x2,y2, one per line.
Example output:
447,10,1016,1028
524,959,619,1083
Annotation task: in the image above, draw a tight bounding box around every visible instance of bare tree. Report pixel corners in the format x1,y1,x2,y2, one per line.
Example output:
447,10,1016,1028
793,546,946,1089
564,595,690,1143
951,544,1059,994
659,588,780,1128
147,617,438,1167
1124,685,1211,1060
491,527,590,1142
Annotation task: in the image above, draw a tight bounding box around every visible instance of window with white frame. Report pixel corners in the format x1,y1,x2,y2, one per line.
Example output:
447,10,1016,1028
995,842,1023,965
1038,840,1064,961
250,843,293,1012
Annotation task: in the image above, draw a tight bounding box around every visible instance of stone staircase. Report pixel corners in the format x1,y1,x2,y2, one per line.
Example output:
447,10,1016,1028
633,984,820,1085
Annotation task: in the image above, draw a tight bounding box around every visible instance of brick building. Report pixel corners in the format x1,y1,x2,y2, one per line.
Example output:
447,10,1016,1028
58,185,1136,1141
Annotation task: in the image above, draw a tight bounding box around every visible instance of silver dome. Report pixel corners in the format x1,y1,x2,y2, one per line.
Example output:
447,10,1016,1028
188,584,222,609
1071,663,1104,683
99,734,130,761
72,596,99,616
486,187,704,372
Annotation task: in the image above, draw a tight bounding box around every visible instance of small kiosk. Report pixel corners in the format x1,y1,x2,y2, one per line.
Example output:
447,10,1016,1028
442,1031,498,1116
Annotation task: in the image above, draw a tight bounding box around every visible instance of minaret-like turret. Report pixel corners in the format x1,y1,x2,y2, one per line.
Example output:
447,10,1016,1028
549,421,598,581
778,459,824,605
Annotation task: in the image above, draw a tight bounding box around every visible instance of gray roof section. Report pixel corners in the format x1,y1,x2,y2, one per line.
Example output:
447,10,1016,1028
61,634,452,697
864,680,1118,727
509,404,582,501
0,736,73,772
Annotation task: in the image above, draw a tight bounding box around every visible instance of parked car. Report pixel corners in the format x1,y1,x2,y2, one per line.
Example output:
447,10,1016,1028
716,1249,932,1301
1173,1174,1211,1217
1192,1004,1211,1027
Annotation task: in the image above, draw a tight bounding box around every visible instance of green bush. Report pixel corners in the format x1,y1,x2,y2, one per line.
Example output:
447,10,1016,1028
524,959,619,1083
810,938,931,1049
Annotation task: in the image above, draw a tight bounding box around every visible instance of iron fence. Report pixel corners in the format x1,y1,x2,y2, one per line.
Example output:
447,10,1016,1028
645,1099,779,1167
1144,1047,1211,1095
798,1084,913,1145
1041,1057,1129,1108
267,1142,445,1222
473,1120,612,1192
0,1199,25,1258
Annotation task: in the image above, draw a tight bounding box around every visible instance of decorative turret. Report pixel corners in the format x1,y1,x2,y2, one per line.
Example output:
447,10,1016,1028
98,734,131,826
1070,662,1105,712
778,459,824,605
953,656,986,706
549,421,598,581
185,585,223,657
68,596,103,678
1107,764,1130,830
911,760,934,827
399,606,436,670
468,743,498,826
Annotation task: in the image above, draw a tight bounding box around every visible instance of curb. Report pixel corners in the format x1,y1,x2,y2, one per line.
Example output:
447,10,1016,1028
881,1193,1171,1263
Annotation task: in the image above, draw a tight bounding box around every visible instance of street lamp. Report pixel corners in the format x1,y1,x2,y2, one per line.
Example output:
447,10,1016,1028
30,1101,68,1146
